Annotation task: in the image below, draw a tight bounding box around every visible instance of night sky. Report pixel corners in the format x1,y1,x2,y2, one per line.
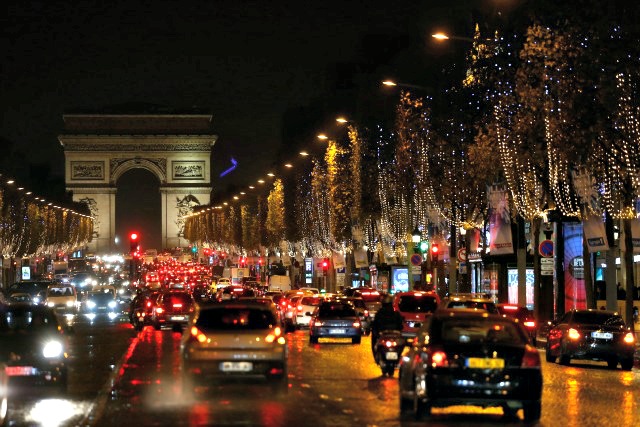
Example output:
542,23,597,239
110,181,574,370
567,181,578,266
1,0,504,250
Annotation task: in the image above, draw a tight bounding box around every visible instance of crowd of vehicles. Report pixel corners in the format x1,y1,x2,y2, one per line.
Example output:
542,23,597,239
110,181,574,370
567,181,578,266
1,254,637,424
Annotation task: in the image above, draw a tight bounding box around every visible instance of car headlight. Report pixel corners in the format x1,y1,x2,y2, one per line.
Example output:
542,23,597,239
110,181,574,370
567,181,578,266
43,340,64,358
86,301,97,309
108,301,117,308
66,301,74,307
47,302,55,307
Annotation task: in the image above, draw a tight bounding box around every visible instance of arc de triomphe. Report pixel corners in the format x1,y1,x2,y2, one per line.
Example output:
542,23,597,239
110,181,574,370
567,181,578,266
59,113,217,254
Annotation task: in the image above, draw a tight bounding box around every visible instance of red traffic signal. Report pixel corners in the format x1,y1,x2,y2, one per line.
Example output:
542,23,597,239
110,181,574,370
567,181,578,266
130,232,138,241
129,232,140,253
431,244,439,262
321,259,329,270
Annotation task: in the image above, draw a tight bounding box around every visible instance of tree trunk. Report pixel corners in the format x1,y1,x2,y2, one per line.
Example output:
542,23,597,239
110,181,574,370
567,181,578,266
583,228,596,309
623,218,635,326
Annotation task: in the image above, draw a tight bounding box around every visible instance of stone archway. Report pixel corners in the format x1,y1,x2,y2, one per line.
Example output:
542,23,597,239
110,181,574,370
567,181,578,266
59,113,217,254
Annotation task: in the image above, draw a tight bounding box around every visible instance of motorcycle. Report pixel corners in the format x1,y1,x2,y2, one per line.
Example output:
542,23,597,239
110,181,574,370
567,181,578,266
373,330,405,377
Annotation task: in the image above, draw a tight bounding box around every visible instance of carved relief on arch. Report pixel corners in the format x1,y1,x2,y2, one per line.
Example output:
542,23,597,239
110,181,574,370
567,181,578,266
110,158,167,184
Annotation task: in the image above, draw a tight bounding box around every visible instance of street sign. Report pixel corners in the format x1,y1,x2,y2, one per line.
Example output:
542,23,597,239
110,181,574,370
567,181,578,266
539,240,554,257
457,248,467,262
410,254,423,266
541,257,554,276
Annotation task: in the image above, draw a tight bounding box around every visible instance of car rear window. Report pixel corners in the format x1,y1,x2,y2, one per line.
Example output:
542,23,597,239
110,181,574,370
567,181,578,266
318,303,357,317
356,290,381,302
572,312,624,326
436,318,526,345
301,297,323,306
196,308,277,330
398,296,438,313
446,301,498,313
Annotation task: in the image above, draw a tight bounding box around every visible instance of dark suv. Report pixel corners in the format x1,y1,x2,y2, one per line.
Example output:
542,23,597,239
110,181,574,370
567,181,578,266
151,291,196,331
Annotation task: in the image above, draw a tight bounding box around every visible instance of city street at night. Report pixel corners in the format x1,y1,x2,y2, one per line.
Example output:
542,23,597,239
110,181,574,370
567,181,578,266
4,314,639,426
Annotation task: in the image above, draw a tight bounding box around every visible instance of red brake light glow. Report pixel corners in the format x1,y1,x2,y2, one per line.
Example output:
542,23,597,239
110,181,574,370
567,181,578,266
430,351,448,368
502,305,518,311
521,344,541,367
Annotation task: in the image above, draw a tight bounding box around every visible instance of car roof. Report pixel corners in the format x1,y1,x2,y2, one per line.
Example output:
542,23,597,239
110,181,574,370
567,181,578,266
432,309,506,321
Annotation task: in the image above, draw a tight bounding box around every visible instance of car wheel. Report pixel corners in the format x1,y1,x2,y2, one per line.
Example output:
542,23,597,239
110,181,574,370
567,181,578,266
413,376,430,420
522,400,541,422
352,337,361,344
559,354,570,365
309,335,319,344
620,358,633,371
399,389,413,415
383,363,395,377
544,346,555,363
607,358,618,369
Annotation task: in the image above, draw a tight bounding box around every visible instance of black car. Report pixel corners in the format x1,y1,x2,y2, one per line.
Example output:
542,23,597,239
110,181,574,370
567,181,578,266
150,290,196,331
6,281,52,306
545,309,636,370
398,309,542,422
0,304,68,390
309,301,362,344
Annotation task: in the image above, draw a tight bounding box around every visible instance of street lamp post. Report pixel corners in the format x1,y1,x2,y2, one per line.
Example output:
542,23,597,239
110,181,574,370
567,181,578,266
408,226,422,291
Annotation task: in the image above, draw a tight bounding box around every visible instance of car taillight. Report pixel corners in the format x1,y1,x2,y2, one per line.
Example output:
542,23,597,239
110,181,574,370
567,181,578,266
265,326,285,344
623,332,635,345
567,328,581,340
353,321,361,328
384,340,397,347
429,350,448,368
190,326,207,343
523,320,536,328
521,344,541,368
364,310,369,317
297,305,303,311
146,301,152,308
172,303,183,308
155,307,164,314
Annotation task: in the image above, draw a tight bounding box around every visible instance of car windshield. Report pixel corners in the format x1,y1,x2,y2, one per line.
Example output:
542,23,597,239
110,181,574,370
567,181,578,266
300,297,323,306
436,318,526,345
196,308,277,330
0,308,58,332
47,287,74,297
88,292,115,302
318,303,356,317
398,296,438,313
573,312,624,326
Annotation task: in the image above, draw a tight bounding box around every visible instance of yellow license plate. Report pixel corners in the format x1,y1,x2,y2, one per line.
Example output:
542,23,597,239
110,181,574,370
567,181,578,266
466,357,505,369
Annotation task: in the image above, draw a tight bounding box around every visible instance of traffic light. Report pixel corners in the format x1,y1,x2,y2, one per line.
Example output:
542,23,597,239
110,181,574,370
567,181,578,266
431,244,439,262
419,240,429,254
321,258,329,271
129,232,139,253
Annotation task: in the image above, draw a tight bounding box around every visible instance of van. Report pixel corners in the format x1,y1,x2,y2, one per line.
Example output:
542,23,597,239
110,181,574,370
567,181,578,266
268,275,291,292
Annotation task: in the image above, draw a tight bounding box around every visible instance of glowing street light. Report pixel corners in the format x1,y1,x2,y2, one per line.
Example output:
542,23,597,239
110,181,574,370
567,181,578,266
432,32,474,43
317,134,329,140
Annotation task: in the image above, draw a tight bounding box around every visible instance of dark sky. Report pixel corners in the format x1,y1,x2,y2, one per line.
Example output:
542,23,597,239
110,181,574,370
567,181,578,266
1,0,504,248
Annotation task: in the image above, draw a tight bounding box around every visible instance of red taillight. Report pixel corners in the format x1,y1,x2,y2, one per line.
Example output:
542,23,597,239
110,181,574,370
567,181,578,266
146,301,152,308
623,332,635,345
353,321,361,328
172,303,183,308
567,328,581,340
521,344,541,368
190,326,207,343
364,310,369,317
502,305,518,311
297,305,303,311
430,350,448,368
523,320,536,328
155,307,164,314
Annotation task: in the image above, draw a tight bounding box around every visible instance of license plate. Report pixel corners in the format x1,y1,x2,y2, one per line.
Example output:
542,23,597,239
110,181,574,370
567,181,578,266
591,331,613,339
466,358,505,369
220,361,253,372
170,316,185,321
5,366,38,376
385,352,398,360
329,329,346,334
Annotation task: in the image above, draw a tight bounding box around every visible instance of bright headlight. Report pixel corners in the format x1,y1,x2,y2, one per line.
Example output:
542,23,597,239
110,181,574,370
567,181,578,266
43,340,63,358
86,301,97,309
108,301,117,308
47,302,55,307
66,301,74,307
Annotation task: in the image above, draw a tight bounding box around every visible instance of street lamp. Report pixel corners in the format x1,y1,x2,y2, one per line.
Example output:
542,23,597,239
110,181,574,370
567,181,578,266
431,32,474,43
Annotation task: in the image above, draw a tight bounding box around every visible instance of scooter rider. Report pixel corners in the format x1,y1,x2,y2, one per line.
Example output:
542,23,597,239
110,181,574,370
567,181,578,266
370,294,404,353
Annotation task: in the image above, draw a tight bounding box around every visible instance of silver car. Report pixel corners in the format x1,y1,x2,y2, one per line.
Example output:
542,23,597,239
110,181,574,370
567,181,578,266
181,301,288,388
